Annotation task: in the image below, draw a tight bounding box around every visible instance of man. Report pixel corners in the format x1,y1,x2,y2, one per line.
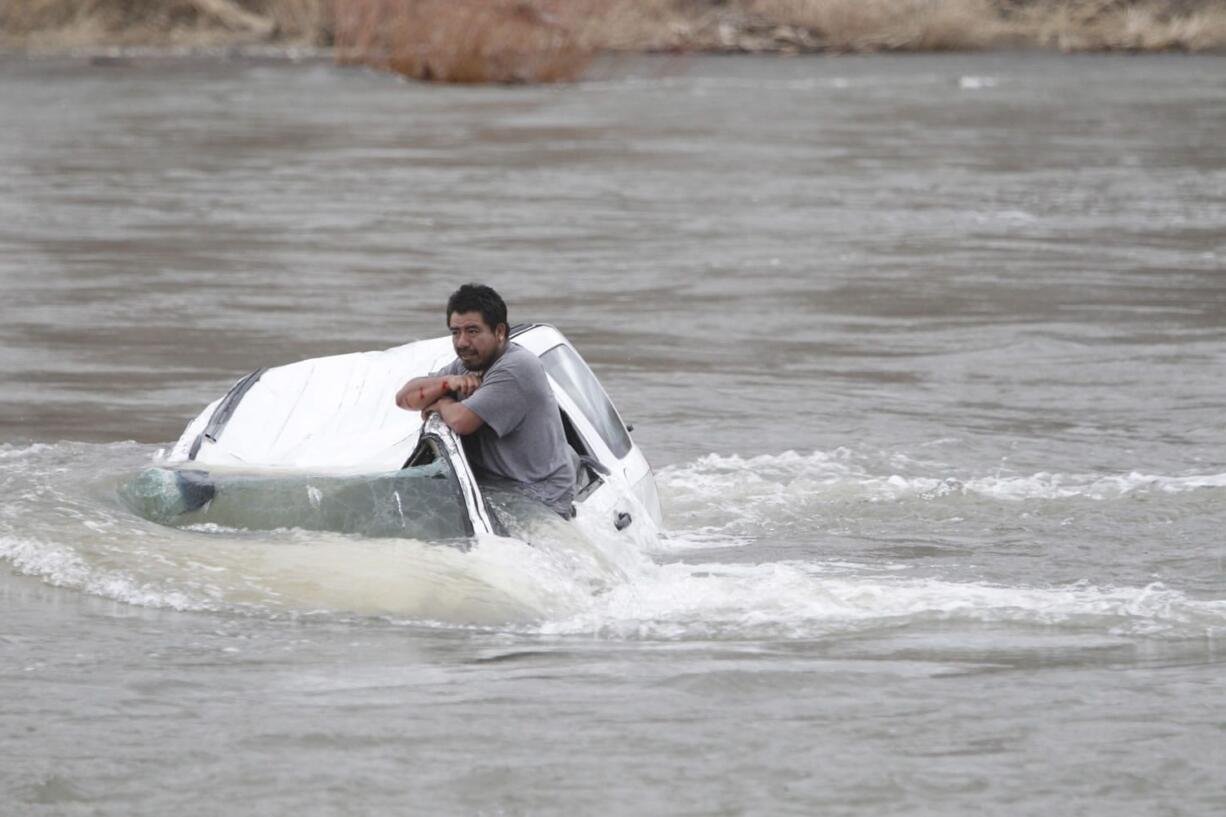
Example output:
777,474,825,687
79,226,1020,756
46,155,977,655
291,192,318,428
395,284,576,517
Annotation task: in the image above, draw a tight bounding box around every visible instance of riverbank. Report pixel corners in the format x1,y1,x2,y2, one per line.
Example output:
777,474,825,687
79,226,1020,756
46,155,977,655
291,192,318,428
6,0,1226,58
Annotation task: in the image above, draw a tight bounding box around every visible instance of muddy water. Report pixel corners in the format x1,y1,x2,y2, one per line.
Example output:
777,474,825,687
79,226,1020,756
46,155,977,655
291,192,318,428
2,52,1225,816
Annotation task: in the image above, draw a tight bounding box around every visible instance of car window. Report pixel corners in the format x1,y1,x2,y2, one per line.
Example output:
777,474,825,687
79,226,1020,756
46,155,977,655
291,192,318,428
540,344,632,459
122,459,474,541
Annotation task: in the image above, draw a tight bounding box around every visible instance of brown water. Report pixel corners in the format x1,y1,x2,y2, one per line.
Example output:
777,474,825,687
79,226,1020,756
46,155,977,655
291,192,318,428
2,52,1225,816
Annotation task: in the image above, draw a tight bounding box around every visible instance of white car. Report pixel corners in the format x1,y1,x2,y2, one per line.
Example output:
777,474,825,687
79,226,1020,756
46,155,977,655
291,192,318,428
126,324,661,545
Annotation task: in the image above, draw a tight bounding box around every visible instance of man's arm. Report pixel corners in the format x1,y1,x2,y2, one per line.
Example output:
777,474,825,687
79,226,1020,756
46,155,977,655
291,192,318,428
453,357,529,439
395,374,480,411
422,396,485,436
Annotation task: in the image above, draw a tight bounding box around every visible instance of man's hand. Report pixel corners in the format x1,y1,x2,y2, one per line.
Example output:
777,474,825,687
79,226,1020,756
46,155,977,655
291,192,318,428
444,374,481,397
421,395,456,421
421,394,484,436
395,373,481,411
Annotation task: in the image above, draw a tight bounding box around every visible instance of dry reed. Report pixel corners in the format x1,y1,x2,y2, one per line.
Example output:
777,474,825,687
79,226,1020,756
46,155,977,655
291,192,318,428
621,0,1226,53
745,0,1008,51
334,0,596,83
3,0,1225,67
1007,0,1226,51
0,0,330,48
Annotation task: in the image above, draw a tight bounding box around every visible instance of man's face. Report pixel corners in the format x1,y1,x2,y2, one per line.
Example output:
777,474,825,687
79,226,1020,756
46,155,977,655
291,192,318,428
449,310,505,371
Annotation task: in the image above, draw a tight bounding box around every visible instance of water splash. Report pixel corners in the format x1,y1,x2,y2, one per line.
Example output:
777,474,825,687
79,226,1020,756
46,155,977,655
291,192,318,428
3,441,1225,641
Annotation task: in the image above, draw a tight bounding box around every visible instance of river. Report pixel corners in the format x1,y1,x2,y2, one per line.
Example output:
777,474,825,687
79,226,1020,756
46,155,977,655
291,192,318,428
1,51,1224,815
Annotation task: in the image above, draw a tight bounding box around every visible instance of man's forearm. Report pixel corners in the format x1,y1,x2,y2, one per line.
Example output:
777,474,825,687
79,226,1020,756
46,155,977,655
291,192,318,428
396,377,453,411
396,373,480,411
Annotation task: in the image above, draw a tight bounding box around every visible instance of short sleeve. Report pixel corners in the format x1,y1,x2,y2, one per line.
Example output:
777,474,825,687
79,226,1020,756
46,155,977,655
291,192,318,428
462,363,527,438
429,359,464,378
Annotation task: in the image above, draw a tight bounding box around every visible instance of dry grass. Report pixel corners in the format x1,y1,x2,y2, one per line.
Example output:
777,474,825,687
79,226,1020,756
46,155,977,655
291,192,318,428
254,0,333,43
334,0,597,83
1007,0,1226,51
619,0,1226,53
745,0,1009,51
2,0,1225,67
578,0,740,52
0,0,332,48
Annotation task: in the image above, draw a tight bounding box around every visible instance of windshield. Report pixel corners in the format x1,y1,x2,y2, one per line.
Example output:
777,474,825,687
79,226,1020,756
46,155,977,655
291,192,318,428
540,344,632,459
122,459,474,541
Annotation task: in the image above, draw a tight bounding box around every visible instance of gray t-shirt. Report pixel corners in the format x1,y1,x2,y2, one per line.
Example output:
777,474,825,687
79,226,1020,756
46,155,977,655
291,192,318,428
433,343,575,515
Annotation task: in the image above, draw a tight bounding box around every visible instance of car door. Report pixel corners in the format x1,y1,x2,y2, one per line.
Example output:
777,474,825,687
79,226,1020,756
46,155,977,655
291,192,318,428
405,414,502,538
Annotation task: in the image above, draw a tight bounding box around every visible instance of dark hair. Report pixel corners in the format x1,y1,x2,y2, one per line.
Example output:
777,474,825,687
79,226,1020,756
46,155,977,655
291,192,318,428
446,283,508,333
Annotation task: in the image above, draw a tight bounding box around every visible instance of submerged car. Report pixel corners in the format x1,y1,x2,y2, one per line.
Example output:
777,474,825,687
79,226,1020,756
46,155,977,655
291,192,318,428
124,324,662,545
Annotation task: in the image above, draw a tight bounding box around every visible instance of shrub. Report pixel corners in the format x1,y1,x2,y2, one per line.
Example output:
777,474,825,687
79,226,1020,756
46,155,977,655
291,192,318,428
333,0,596,83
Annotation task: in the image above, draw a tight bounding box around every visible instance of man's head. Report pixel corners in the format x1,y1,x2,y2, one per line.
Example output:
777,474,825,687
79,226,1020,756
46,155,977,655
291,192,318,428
446,283,509,372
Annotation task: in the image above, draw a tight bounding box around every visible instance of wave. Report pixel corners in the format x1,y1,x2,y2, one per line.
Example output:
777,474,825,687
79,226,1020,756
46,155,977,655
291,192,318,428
0,532,215,611
656,448,1226,543
2,441,1225,641
538,563,1226,641
660,449,1226,503
0,442,58,461
6,522,1223,641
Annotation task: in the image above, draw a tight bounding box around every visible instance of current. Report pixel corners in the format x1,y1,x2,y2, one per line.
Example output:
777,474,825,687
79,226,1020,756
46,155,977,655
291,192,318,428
1,51,1225,816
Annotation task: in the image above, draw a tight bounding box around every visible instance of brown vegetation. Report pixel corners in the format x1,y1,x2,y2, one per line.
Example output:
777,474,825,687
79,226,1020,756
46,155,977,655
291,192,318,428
745,0,1009,51
1003,0,1226,51
0,0,332,49
2,0,1224,79
334,0,595,83
642,0,1226,53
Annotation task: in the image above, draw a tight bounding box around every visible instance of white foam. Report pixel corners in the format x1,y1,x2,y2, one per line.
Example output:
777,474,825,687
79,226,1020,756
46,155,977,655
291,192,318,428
0,443,55,461
539,563,1226,640
5,516,1225,641
4,442,1225,641
660,450,1226,506
863,470,1226,502
654,450,1226,549
959,75,998,90
0,534,212,612
182,523,249,534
